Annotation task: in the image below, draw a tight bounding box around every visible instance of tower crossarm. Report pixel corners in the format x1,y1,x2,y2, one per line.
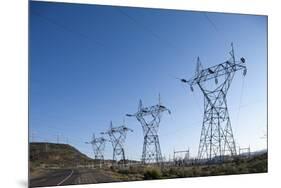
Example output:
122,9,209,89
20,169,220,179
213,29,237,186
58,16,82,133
126,104,171,117
180,43,247,89
104,126,133,134
186,59,246,86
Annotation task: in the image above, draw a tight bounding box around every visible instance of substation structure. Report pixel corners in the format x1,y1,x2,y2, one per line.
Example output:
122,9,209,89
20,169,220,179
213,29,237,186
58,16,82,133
85,133,107,163
238,146,251,158
101,121,133,166
180,43,247,161
173,149,190,166
127,95,171,164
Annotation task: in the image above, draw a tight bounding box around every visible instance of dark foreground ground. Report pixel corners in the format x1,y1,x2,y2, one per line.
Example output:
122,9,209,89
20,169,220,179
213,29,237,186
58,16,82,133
29,153,267,188
29,168,130,187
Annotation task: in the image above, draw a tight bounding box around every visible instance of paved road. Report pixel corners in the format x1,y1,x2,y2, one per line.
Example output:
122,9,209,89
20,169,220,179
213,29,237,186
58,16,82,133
76,168,119,184
30,168,117,187
30,169,79,187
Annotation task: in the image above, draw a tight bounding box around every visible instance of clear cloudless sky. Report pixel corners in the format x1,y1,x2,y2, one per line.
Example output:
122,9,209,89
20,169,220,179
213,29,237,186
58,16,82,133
29,1,267,160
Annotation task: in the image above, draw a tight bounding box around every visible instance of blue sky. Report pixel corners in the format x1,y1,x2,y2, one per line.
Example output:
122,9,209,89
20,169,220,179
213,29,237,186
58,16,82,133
29,1,267,160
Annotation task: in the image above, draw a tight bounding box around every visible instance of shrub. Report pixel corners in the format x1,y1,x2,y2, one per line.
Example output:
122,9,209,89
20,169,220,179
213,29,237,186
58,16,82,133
183,169,193,177
128,166,145,174
168,167,178,176
191,167,201,176
248,160,267,173
110,166,116,172
143,168,162,180
117,168,130,174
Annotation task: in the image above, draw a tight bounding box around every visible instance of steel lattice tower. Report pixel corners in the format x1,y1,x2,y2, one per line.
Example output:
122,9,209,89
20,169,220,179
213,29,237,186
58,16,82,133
126,95,171,164
180,43,247,161
101,121,133,165
85,133,107,161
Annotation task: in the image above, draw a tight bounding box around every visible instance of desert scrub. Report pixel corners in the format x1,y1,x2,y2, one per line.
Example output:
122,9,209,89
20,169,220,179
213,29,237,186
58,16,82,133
143,167,162,180
117,168,130,175
248,159,267,173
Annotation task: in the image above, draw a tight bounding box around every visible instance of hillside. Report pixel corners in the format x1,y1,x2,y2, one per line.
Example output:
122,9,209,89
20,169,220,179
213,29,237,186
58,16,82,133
30,142,94,168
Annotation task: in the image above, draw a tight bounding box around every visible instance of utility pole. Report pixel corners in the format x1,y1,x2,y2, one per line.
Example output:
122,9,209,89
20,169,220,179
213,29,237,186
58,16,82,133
169,154,171,163
180,43,247,161
101,120,133,166
127,94,171,165
44,139,49,152
57,134,60,144
31,132,35,143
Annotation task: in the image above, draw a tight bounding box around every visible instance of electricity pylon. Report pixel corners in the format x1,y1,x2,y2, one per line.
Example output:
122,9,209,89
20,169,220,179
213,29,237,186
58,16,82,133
85,133,107,161
101,120,133,166
127,94,171,164
180,43,247,161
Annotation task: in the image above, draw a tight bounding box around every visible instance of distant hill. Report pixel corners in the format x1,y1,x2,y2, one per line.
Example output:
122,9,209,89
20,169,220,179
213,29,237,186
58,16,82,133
250,149,267,156
29,142,141,169
30,142,94,168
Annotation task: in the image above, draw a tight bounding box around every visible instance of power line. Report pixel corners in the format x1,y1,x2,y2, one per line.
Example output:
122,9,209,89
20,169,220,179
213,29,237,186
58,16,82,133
236,76,246,128
29,124,86,143
203,12,232,46
203,12,219,33
30,10,106,48
115,7,189,58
